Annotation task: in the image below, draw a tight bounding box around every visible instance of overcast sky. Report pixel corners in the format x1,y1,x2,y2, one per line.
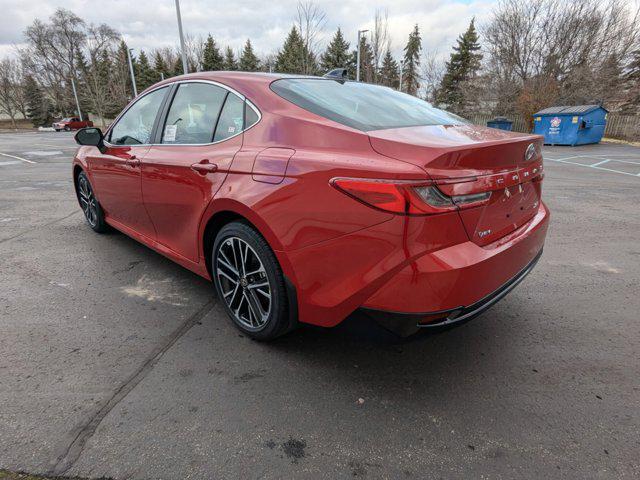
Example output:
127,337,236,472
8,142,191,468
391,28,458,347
0,0,495,61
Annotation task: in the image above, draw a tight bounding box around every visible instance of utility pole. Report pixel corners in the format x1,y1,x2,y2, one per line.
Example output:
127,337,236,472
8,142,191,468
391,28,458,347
399,59,405,92
126,47,138,97
175,0,189,74
356,29,369,82
70,77,82,121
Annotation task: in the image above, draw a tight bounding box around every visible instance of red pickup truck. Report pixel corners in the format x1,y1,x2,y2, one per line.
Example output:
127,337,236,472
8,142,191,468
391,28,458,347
53,117,93,131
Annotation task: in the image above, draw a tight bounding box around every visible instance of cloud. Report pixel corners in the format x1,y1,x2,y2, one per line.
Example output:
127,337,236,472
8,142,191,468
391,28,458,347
0,0,495,61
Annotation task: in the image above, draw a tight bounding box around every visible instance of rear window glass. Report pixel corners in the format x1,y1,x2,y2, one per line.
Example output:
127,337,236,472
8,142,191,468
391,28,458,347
213,93,244,142
270,78,468,131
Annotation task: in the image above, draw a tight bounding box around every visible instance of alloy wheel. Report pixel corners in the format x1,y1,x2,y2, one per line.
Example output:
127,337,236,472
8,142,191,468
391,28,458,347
216,236,272,330
78,175,98,227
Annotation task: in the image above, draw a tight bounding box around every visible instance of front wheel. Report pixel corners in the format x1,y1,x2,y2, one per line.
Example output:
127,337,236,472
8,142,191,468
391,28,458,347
212,222,293,340
64,126,71,131
76,171,108,233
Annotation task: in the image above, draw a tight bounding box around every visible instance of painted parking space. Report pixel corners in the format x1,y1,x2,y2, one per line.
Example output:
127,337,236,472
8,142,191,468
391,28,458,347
544,143,640,178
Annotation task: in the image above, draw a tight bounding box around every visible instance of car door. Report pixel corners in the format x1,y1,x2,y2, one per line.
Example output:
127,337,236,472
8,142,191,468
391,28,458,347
86,86,169,239
141,81,249,262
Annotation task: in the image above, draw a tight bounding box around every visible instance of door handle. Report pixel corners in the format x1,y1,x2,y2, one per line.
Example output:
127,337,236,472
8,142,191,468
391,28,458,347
191,160,218,175
126,155,140,167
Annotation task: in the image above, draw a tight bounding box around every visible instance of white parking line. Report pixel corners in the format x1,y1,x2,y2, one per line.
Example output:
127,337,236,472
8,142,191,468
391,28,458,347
545,157,639,177
0,152,37,164
590,159,610,167
547,155,640,165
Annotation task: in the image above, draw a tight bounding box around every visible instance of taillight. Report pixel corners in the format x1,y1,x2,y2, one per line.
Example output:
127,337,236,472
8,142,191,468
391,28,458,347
331,178,491,216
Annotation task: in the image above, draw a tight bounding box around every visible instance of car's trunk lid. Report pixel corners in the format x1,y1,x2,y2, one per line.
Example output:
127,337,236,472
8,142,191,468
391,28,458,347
368,124,544,246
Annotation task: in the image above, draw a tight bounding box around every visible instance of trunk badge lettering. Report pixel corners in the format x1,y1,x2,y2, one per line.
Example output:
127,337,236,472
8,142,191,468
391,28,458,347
478,229,492,238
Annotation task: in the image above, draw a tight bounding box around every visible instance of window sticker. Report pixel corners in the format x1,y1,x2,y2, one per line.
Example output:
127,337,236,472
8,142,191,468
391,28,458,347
227,126,236,133
164,124,177,142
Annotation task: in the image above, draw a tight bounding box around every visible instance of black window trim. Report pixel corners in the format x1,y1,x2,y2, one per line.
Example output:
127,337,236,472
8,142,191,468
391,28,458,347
105,79,262,148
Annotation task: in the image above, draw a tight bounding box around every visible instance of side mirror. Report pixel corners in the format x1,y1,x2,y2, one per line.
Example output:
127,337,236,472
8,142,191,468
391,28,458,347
75,127,106,153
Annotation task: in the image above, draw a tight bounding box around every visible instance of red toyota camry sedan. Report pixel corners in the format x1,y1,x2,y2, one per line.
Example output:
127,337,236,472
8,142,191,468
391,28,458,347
73,72,549,340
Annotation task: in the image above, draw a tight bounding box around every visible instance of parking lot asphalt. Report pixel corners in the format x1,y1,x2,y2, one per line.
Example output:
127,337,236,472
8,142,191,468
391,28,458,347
0,131,639,479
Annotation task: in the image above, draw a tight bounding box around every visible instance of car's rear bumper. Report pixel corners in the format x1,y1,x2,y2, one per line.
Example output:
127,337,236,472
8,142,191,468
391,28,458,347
283,201,549,328
361,201,549,323
362,248,543,335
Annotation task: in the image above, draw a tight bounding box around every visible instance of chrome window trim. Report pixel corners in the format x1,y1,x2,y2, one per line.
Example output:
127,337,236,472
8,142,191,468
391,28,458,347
104,79,262,148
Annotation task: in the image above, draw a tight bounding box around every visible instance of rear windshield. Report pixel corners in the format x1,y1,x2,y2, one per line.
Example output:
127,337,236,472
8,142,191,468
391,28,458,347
270,78,467,131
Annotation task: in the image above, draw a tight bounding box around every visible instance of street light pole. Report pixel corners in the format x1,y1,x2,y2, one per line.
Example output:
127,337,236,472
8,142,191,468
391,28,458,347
175,0,189,74
399,59,405,92
356,29,368,82
126,47,138,97
70,76,82,121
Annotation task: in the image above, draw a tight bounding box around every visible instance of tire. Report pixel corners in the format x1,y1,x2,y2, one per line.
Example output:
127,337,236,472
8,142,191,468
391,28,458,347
55,129,61,132
76,171,109,233
211,221,293,341
64,126,71,131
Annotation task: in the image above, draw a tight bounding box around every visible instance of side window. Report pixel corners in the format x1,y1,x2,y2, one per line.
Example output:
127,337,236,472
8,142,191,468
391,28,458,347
214,93,245,142
110,87,167,145
244,102,259,129
162,83,227,144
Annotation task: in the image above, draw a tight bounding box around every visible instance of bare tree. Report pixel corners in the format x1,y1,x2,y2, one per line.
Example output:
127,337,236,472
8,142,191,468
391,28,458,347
483,0,640,116
420,50,445,103
371,9,390,83
182,33,204,72
296,1,327,74
78,25,119,127
21,8,125,121
0,58,23,129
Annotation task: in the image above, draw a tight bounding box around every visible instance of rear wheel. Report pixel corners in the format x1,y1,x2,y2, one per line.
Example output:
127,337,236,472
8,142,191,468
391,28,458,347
76,171,108,233
212,222,292,341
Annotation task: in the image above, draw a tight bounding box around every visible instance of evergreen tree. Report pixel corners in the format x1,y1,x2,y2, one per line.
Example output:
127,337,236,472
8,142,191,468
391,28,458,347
239,39,260,71
24,75,53,127
320,28,351,73
401,24,422,95
74,51,92,117
379,50,399,88
135,51,157,91
223,47,238,70
355,35,375,83
115,40,134,96
435,19,482,114
202,35,224,71
275,26,309,74
153,51,170,81
172,57,184,76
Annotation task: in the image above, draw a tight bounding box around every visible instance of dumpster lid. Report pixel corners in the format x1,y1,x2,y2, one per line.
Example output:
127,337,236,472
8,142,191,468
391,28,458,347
534,105,608,115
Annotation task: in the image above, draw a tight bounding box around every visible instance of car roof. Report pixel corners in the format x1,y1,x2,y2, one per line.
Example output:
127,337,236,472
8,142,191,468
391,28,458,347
138,71,325,104
148,71,318,89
